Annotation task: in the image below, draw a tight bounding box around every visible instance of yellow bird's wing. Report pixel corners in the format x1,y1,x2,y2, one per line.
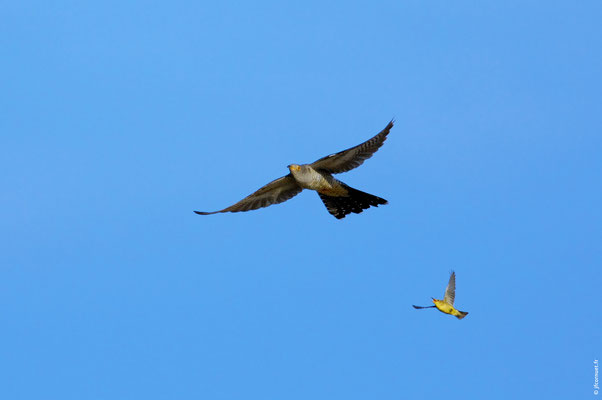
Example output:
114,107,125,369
443,271,456,305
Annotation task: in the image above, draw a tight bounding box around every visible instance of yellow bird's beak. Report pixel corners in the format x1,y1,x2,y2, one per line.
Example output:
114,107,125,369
288,164,301,171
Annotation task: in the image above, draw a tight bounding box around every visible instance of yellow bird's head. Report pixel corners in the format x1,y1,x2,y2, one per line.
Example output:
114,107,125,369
288,164,301,172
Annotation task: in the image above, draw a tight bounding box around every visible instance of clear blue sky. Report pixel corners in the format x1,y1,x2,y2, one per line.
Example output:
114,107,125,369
1,1,601,399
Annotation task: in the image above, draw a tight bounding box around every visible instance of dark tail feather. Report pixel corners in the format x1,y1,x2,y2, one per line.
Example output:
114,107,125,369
456,311,469,320
318,185,387,219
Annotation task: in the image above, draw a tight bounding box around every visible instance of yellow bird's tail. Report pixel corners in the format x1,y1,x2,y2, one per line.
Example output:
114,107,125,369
455,310,469,320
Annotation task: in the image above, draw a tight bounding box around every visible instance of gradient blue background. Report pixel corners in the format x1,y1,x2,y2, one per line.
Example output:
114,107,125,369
2,1,601,399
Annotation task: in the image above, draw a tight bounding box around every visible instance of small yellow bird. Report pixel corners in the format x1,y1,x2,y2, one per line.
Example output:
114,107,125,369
413,271,468,319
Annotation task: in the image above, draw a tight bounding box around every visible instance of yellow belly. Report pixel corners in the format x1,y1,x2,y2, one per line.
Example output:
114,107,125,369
434,301,455,315
433,299,468,319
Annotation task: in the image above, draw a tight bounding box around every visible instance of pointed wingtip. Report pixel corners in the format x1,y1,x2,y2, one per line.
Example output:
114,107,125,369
194,210,212,215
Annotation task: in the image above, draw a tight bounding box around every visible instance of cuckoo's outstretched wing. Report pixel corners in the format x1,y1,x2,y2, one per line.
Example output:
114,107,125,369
309,120,393,174
194,174,302,215
443,271,456,305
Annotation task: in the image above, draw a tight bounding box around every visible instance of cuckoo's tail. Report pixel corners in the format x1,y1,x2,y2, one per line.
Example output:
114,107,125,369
318,184,387,219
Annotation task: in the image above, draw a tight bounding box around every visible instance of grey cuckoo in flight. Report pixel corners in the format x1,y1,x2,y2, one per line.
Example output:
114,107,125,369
194,120,393,219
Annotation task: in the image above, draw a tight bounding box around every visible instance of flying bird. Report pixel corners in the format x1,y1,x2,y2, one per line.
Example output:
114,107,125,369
194,121,393,219
412,271,469,320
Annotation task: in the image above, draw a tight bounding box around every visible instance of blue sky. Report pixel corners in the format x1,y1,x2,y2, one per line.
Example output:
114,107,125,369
1,1,601,399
